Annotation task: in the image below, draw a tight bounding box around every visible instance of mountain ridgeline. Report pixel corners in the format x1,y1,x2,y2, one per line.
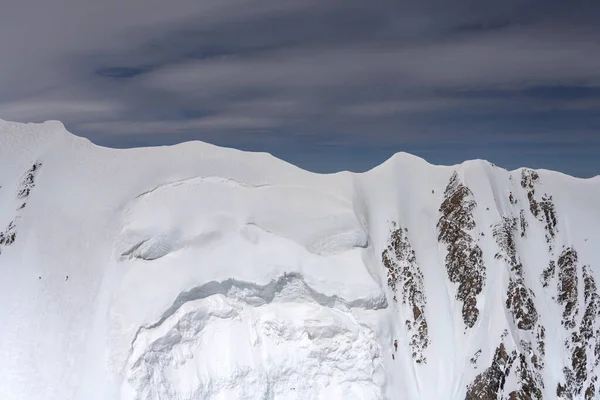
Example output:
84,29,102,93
0,120,598,400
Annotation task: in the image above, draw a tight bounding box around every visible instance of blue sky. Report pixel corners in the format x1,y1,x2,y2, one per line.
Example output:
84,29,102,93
1,0,599,177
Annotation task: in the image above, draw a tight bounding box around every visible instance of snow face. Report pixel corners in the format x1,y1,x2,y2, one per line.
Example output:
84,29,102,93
0,119,599,400
123,290,384,400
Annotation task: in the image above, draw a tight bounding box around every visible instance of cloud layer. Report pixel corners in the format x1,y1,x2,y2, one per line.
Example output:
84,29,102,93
1,0,599,176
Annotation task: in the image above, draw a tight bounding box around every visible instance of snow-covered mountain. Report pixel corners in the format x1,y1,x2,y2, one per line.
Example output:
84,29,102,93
0,119,599,400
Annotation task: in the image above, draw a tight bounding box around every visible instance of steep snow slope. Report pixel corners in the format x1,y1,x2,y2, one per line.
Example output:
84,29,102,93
0,119,598,400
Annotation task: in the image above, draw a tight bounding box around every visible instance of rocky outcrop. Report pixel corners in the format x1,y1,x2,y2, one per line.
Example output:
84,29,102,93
0,162,42,254
466,340,516,399
382,222,429,363
521,169,540,215
557,248,580,329
556,260,600,399
492,216,545,398
541,261,556,288
539,195,558,247
519,210,528,238
0,221,16,248
17,162,42,201
494,218,539,331
508,348,543,399
520,169,558,250
438,172,485,329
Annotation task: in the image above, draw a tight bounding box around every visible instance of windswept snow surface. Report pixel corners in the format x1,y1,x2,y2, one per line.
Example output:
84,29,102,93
0,119,599,400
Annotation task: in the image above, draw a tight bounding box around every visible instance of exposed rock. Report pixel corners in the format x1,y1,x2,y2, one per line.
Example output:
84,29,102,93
438,172,485,329
536,326,546,361
520,169,539,191
585,376,597,400
1,163,43,254
541,261,556,288
508,351,543,400
17,162,42,199
519,210,528,238
466,342,516,399
506,280,538,331
0,221,17,249
520,169,558,251
539,195,558,246
581,266,599,345
493,218,540,331
527,191,541,218
471,349,482,368
557,247,579,329
382,222,429,363
493,217,518,266
557,260,600,399
521,168,542,219
492,216,545,396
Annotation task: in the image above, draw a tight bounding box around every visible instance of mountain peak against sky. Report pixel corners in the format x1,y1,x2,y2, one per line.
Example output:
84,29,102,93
0,119,599,399
1,118,597,181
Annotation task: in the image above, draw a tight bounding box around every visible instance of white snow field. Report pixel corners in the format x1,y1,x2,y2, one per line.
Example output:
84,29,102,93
0,119,599,400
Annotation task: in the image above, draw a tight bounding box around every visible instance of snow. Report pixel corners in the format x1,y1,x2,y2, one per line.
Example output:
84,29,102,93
0,119,598,399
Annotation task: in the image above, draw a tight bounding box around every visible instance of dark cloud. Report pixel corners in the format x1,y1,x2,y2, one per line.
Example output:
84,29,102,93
95,67,150,79
450,19,511,34
0,0,598,176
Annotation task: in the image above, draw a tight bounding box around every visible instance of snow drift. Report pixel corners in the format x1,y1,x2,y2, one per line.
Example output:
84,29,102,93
0,119,599,400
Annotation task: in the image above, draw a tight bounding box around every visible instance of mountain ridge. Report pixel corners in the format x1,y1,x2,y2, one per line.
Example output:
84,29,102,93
0,119,598,399
1,118,597,181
